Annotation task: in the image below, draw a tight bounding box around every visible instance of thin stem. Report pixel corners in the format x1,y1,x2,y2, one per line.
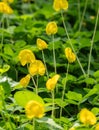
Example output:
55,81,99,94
33,118,35,130
31,76,38,95
77,0,81,27
60,62,69,117
91,0,94,7
52,35,57,74
61,11,86,77
87,8,99,77
5,14,10,28
42,50,49,78
36,75,38,89
51,90,55,119
27,63,38,94
78,0,88,31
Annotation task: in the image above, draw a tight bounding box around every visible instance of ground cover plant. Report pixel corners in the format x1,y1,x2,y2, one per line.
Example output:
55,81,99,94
0,0,99,130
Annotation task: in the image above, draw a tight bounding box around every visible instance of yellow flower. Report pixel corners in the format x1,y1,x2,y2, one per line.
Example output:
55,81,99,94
20,74,30,88
65,47,76,63
46,74,60,91
46,21,58,35
37,38,48,50
0,2,13,14
95,124,99,130
29,60,45,76
25,100,45,119
53,0,68,11
69,127,75,130
18,49,35,66
2,0,14,3
79,108,97,125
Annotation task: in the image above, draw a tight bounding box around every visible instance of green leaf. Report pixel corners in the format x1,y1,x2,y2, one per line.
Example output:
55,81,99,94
15,40,26,49
85,78,96,85
37,117,63,130
79,38,91,48
65,99,79,105
66,91,82,102
0,81,11,97
6,26,16,35
0,64,10,75
94,84,99,91
4,44,14,56
91,107,99,115
83,87,98,100
14,90,44,107
55,98,67,107
94,70,99,78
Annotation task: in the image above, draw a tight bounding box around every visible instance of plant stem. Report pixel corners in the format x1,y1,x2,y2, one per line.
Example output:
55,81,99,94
77,0,81,27
31,76,38,95
52,35,57,74
33,118,35,130
42,50,49,78
5,14,10,28
78,0,88,31
61,11,86,77
51,90,55,119
60,62,69,117
87,8,99,77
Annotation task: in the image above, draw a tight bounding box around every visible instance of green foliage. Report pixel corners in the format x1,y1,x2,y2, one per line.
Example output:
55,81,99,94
14,90,44,107
0,0,99,129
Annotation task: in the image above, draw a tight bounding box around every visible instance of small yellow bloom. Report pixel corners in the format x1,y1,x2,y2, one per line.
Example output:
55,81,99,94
18,49,35,66
25,100,45,119
0,2,13,14
46,74,60,91
46,21,58,35
90,16,95,20
20,74,30,88
3,0,14,3
69,127,75,130
37,38,48,50
79,108,97,125
53,0,68,11
95,124,99,130
29,60,45,76
65,47,76,63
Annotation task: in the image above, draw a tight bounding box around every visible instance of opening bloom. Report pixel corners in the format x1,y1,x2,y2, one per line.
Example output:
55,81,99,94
79,108,97,125
65,47,76,63
37,38,48,50
53,0,68,11
3,0,14,3
18,49,35,66
20,74,30,88
46,74,60,91
46,21,58,35
0,2,13,14
29,60,45,76
25,100,45,119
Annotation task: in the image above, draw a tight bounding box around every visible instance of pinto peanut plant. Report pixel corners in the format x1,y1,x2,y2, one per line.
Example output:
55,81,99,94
0,0,99,130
